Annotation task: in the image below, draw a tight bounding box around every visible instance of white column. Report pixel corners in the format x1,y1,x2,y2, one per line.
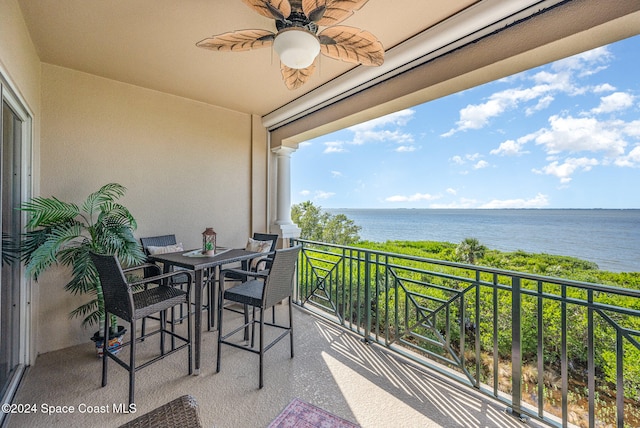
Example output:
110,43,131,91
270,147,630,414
271,146,301,239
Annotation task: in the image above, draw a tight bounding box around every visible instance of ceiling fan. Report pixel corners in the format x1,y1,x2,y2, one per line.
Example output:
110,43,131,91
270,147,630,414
196,0,385,90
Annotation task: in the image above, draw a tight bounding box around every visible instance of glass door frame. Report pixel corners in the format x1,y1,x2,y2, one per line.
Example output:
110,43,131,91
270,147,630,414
0,69,34,426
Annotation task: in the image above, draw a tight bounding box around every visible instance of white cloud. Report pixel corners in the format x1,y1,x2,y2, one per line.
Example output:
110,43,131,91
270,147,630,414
629,146,640,162
451,153,484,164
533,157,599,183
509,108,640,182
323,141,346,154
314,190,335,200
534,115,627,156
624,120,640,137
591,92,635,114
385,192,440,203
593,83,616,93
298,141,312,147
446,188,457,195
331,171,343,178
474,160,490,169
614,145,640,167
430,198,479,209
299,190,310,196
442,84,561,136
395,145,416,152
341,109,416,147
491,139,525,156
526,95,555,115
531,70,572,89
480,193,550,209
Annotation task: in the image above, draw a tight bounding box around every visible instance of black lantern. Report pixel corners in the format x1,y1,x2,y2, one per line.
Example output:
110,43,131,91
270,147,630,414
202,228,217,255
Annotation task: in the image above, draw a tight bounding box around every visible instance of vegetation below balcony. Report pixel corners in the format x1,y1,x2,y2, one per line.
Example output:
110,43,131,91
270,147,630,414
292,238,640,427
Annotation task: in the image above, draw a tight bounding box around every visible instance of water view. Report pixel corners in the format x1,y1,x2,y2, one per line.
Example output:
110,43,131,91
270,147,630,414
327,208,640,273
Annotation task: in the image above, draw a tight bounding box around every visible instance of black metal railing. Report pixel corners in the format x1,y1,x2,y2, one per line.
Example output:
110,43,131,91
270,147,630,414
291,238,640,428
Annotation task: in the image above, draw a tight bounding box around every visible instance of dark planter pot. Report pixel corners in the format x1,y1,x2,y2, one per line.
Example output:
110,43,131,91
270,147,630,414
90,326,126,358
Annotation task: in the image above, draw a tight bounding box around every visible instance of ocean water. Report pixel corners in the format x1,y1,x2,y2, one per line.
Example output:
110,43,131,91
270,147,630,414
326,209,640,273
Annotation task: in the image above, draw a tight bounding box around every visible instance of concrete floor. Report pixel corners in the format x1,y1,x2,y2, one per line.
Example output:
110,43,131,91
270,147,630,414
6,305,546,428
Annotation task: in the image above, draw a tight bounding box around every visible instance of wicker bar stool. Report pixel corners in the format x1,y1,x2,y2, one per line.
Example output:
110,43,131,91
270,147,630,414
90,253,193,405
216,245,301,388
118,395,202,428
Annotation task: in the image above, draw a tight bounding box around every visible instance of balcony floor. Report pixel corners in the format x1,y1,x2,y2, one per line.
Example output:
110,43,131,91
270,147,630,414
7,305,546,427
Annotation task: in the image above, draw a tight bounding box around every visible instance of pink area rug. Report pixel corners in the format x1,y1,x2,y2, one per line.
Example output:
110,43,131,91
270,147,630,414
268,398,360,428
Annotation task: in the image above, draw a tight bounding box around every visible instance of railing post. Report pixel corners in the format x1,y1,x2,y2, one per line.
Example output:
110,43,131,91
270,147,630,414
508,276,524,420
364,250,371,343
588,289,595,428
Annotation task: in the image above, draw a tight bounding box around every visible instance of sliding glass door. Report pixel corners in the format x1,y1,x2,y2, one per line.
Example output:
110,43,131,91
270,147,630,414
0,98,22,398
0,79,30,423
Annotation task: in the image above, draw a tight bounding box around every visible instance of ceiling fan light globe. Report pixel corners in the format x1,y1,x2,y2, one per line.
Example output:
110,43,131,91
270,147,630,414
273,28,320,69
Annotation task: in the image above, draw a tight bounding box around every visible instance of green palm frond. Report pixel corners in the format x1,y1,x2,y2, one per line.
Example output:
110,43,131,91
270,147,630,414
63,246,98,295
23,221,85,280
117,235,145,267
82,183,127,218
97,202,137,228
69,298,101,328
20,196,79,229
20,228,50,263
93,223,144,263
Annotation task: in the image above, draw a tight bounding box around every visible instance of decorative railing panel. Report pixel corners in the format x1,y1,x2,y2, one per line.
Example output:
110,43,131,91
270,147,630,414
292,239,640,428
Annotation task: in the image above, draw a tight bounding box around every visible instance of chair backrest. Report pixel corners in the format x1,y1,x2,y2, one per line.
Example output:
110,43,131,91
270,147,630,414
262,245,301,308
253,233,279,253
140,234,178,255
90,253,135,322
118,395,202,428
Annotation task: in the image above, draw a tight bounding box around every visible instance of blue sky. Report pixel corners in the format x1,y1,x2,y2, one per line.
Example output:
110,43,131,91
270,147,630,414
291,35,640,209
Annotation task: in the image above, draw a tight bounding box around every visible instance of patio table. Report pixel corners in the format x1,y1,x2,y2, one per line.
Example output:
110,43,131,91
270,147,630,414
148,247,261,374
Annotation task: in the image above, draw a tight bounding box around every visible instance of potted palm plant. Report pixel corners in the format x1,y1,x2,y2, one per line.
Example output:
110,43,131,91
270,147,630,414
20,183,146,355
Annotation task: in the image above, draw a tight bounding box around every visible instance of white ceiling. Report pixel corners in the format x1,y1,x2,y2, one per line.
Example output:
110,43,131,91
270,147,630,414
17,0,483,116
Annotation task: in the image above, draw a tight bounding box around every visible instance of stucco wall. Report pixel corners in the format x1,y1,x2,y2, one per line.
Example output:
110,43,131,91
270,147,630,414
0,0,41,112
38,63,256,352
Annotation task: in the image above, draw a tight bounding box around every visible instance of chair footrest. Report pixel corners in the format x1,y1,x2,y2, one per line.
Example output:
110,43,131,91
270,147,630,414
220,323,291,354
105,331,191,373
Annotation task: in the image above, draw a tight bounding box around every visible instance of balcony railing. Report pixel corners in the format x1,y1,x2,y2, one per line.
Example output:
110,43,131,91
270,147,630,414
291,238,640,428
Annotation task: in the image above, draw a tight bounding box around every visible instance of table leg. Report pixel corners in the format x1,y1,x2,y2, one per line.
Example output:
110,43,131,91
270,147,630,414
193,268,203,375
210,266,220,330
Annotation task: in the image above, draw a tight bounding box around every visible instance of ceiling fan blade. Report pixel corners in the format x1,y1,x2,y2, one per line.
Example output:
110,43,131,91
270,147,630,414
319,25,383,66
281,62,316,90
302,0,369,26
242,0,292,21
196,29,275,51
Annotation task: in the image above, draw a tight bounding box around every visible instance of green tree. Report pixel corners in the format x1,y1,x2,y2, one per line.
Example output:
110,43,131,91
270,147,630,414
291,201,326,242
456,237,486,264
291,201,361,245
322,213,361,245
